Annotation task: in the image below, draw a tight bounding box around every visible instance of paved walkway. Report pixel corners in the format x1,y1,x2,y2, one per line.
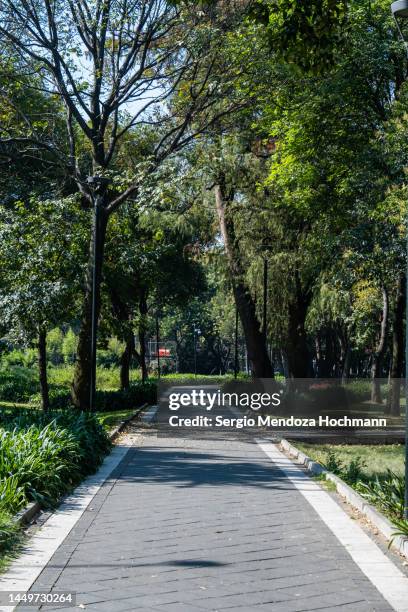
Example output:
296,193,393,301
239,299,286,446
13,429,407,612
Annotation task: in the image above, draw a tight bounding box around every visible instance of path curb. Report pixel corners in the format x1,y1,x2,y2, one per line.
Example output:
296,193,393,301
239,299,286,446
280,438,408,560
13,404,148,526
108,402,147,441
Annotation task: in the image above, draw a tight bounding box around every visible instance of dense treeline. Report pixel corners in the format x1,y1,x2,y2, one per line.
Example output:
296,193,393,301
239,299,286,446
0,0,407,415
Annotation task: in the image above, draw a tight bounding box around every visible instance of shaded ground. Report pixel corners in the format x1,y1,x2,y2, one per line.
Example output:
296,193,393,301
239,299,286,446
17,427,395,612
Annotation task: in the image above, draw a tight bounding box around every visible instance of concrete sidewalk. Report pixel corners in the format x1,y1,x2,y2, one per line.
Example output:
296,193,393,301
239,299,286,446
12,432,408,611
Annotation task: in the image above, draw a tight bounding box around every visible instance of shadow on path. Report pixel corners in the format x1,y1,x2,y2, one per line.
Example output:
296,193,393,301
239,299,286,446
117,444,307,491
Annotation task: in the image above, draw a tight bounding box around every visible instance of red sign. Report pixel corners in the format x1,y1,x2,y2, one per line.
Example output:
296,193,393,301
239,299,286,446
158,348,171,357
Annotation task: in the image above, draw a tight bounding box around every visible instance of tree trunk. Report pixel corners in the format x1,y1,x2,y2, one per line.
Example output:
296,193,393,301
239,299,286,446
120,333,134,390
315,334,322,377
38,328,49,411
286,271,311,378
324,327,336,377
386,275,405,416
139,288,148,382
107,282,135,391
341,345,351,384
71,200,109,409
214,180,274,378
338,326,350,383
371,286,389,404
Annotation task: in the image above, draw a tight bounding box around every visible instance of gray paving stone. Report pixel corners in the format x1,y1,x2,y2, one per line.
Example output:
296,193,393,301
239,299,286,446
19,434,396,611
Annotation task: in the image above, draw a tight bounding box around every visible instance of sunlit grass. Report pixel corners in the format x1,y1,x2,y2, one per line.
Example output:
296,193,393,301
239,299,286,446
295,442,404,479
96,409,138,430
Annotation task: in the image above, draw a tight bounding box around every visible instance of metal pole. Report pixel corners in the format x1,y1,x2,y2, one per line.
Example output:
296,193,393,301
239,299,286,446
390,2,408,519
234,306,239,379
89,199,100,412
194,329,197,378
263,258,268,341
390,5,408,517
405,217,408,519
156,312,161,379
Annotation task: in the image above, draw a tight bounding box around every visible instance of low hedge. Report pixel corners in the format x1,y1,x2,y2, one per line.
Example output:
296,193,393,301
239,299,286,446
29,380,157,412
93,381,156,412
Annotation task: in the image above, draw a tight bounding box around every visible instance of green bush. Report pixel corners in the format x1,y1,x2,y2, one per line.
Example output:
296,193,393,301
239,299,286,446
325,450,345,475
1,349,38,369
62,329,77,364
96,350,120,368
0,510,21,557
49,365,125,391
47,328,64,365
357,470,405,519
0,410,111,512
94,381,156,412
29,387,72,409
321,450,366,485
345,380,372,403
0,367,39,402
29,380,157,412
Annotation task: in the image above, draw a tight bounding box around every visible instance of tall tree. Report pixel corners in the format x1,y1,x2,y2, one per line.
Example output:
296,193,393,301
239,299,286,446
0,196,86,409
0,0,245,407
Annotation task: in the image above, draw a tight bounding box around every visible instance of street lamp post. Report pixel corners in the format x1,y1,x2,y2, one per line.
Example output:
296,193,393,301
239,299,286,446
262,258,268,344
234,305,239,379
193,327,201,378
391,0,408,518
87,175,109,412
156,311,161,379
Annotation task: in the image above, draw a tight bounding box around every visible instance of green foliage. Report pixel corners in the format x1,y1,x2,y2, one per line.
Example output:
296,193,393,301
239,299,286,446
61,329,77,364
344,457,367,485
0,367,38,402
47,328,64,365
358,470,405,519
0,510,21,557
29,381,156,412
1,349,37,369
96,409,138,430
92,382,157,412
0,197,87,348
322,450,367,484
29,388,72,410
390,518,408,540
325,450,345,475
49,365,126,391
249,0,348,72
0,410,111,512
297,442,407,538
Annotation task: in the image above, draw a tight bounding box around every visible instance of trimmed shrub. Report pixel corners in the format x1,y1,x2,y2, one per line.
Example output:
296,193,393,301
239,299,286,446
29,380,157,412
94,381,157,412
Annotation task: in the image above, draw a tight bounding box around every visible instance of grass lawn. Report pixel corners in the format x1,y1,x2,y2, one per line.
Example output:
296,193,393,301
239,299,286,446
294,442,404,479
329,402,405,428
96,409,139,430
0,400,33,410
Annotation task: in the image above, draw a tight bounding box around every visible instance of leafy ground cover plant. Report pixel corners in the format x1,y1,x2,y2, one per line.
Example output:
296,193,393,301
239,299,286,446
357,471,405,520
0,409,111,514
295,442,408,540
357,471,408,541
